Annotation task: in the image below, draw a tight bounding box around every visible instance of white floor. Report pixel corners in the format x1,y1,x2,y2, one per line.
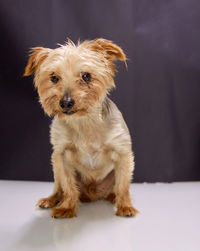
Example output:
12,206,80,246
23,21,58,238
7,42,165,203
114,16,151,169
0,181,199,251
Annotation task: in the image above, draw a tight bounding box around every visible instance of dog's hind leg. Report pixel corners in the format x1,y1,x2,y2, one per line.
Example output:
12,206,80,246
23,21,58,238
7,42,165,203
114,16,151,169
105,192,116,204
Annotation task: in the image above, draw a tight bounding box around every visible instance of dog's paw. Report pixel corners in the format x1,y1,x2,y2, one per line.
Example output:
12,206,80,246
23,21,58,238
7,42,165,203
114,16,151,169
37,197,59,209
51,207,77,218
116,206,139,217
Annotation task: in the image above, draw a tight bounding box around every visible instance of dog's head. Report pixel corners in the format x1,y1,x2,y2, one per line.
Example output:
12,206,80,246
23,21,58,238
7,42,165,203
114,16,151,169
24,38,126,118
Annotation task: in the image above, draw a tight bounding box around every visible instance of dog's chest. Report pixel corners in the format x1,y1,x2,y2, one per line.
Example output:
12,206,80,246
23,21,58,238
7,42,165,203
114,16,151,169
77,139,105,169
64,120,113,170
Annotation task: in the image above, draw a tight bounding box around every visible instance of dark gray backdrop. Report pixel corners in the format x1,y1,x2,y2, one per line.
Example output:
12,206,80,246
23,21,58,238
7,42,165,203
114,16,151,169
0,0,200,182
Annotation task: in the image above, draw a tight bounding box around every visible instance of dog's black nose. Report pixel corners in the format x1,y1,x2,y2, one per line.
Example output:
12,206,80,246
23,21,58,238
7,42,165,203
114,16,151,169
59,95,75,111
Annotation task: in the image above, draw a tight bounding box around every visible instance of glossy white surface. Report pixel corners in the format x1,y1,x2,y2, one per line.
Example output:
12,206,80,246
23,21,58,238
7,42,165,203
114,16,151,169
0,180,199,251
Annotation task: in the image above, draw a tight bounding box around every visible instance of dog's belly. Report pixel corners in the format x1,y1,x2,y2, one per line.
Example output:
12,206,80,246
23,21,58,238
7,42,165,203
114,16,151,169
76,169,115,201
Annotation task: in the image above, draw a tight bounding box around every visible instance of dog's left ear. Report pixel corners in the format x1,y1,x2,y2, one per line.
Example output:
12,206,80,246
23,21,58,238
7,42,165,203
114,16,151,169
24,47,50,76
90,39,127,63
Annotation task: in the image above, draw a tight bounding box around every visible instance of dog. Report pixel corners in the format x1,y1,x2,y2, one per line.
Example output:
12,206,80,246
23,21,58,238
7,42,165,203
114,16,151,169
24,38,138,218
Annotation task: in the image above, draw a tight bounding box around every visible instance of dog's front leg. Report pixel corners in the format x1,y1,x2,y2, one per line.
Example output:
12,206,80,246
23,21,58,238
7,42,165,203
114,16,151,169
50,151,80,218
37,152,63,209
114,152,138,217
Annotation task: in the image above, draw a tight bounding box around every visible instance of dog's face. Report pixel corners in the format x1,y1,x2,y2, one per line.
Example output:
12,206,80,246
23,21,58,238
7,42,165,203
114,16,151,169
24,39,126,118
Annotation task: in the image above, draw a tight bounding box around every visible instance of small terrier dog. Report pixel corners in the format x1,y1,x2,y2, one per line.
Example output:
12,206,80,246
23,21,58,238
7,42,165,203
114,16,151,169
24,38,138,218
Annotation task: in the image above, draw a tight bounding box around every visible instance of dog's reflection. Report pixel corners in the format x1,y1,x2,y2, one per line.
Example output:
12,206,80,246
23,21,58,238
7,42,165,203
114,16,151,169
17,201,134,251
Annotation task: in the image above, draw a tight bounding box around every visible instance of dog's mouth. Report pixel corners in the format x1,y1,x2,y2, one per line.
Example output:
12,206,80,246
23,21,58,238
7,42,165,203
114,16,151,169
61,108,88,116
63,110,77,115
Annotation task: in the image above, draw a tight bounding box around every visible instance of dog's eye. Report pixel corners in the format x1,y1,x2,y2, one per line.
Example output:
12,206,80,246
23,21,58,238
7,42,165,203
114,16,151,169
82,73,91,83
50,75,59,83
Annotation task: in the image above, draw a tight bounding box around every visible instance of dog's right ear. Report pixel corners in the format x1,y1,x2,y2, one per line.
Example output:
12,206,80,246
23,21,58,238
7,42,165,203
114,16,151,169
24,47,50,76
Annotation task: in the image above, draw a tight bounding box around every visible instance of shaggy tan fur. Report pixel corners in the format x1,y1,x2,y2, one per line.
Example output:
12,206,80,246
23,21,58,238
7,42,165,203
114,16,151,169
24,38,138,218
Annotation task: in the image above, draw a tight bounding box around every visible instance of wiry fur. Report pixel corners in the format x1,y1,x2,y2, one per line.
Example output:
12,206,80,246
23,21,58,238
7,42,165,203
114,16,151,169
24,38,138,218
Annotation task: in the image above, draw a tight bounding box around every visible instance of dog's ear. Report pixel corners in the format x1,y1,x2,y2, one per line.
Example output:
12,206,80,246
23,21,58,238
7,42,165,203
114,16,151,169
90,39,127,63
24,47,50,76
